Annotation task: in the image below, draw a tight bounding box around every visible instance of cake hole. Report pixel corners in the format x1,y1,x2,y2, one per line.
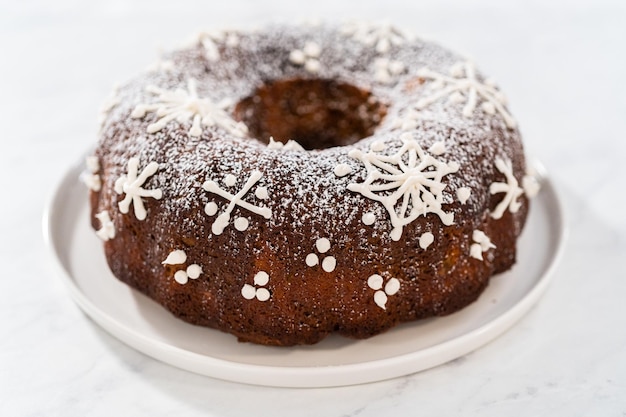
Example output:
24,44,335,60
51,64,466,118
234,79,388,150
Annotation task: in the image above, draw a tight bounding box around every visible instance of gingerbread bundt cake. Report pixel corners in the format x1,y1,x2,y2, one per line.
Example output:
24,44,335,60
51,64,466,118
84,22,539,346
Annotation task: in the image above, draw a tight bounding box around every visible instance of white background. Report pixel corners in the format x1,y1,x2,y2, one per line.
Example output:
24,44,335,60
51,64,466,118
1,0,625,415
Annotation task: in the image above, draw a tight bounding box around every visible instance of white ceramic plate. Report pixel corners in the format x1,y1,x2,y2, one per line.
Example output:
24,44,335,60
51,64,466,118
43,158,566,388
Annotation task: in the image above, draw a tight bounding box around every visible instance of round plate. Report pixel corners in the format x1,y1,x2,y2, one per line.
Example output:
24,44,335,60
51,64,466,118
43,157,566,388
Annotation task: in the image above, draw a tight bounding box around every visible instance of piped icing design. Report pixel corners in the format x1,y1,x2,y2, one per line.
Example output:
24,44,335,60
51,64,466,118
415,61,517,128
470,230,496,261
95,211,115,241
202,170,272,235
457,187,471,204
98,85,120,126
367,274,401,309
241,271,271,301
490,158,524,219
347,133,459,241
82,156,101,192
162,250,202,284
289,41,322,73
114,157,162,221
131,79,248,137
305,238,336,272
342,21,412,53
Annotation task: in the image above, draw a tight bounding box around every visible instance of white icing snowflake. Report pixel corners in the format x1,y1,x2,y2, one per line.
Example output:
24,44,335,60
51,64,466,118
95,211,115,241
131,78,248,137
347,133,459,241
162,249,202,285
367,274,400,310
470,230,496,261
415,61,517,128
289,41,322,73
203,170,272,235
194,29,239,62
490,158,524,219
342,21,412,53
114,157,163,221
305,238,336,272
82,155,101,192
241,271,271,302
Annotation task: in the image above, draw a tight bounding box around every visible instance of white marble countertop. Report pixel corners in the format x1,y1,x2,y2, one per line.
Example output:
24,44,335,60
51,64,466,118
2,0,625,415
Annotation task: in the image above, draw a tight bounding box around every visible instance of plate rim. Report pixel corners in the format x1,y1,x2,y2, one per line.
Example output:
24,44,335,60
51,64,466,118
42,157,568,388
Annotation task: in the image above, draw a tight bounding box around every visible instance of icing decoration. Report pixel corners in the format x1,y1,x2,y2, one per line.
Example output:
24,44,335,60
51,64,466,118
374,57,405,84
415,61,517,128
342,21,412,53
255,187,269,199
224,174,237,187
114,157,162,221
457,187,471,204
362,212,376,225
306,238,336,272
162,249,187,265
522,174,541,198
202,170,272,235
196,30,239,62
95,211,115,241
131,79,248,137
289,41,322,73
267,137,305,151
334,163,352,177
367,274,401,310
348,133,459,241
419,232,434,249
162,249,202,284
470,230,496,261
241,271,271,301
490,158,523,219
428,141,446,156
82,156,101,192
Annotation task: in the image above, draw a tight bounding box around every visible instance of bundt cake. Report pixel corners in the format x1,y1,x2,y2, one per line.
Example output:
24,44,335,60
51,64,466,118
84,22,540,346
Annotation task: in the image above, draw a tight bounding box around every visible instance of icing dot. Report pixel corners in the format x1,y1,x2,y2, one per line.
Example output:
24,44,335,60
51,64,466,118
303,41,321,57
305,253,319,267
373,291,388,309
205,202,218,216
256,288,271,302
385,278,401,296
234,217,249,231
254,271,269,286
367,274,383,290
334,163,352,177
241,284,256,300
289,49,306,64
305,59,320,73
316,238,331,254
186,264,202,279
255,186,269,199
362,212,376,225
321,256,336,272
370,141,386,152
86,156,99,173
419,232,434,249
428,141,446,155
174,270,188,285
224,174,237,187
457,187,471,204
162,250,187,265
470,243,483,260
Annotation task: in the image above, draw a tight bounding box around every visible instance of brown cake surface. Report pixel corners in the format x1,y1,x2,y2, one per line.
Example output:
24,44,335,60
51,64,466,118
85,23,538,346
